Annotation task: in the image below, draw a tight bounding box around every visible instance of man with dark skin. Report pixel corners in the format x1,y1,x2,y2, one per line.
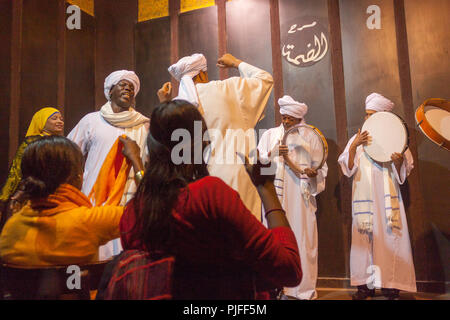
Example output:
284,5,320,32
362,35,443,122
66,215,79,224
68,70,149,260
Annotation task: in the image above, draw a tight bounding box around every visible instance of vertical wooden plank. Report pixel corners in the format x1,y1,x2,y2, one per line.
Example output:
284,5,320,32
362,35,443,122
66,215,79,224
20,0,58,140
0,0,12,183
179,7,219,81
135,17,172,115
94,0,138,110
327,0,351,280
226,0,274,132
169,0,180,97
216,0,228,80
393,0,428,283
65,7,96,133
404,0,450,288
57,0,66,121
269,0,283,126
9,0,22,164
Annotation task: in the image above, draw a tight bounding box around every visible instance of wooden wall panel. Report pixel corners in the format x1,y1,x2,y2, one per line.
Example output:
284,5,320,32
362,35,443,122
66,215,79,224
64,8,96,133
340,0,403,135
226,0,275,134
280,0,346,278
0,0,12,184
178,6,219,82
404,0,450,284
135,17,172,116
95,0,138,110
19,0,58,140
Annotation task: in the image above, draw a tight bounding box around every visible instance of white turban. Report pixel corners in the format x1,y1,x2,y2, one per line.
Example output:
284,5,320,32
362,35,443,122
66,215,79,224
104,70,140,101
168,53,207,107
278,95,308,119
365,92,394,112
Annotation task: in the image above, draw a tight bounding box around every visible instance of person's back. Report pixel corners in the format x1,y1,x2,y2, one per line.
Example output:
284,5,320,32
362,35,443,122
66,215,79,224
0,136,124,266
118,101,301,300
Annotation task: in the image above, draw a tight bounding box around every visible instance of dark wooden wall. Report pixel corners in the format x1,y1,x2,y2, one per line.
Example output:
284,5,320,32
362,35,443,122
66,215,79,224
2,0,96,181
94,0,137,110
2,0,448,292
0,0,12,184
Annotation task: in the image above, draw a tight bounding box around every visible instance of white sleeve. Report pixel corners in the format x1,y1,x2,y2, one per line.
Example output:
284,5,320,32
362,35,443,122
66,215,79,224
232,62,274,128
310,161,328,196
338,134,359,178
391,148,414,185
67,114,92,156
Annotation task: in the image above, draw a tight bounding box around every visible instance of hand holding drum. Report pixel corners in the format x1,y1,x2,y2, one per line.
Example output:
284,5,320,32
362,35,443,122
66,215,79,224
360,111,409,163
281,124,328,176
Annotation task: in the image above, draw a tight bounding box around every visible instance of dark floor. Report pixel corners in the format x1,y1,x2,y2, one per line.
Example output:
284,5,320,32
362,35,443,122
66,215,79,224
314,288,450,300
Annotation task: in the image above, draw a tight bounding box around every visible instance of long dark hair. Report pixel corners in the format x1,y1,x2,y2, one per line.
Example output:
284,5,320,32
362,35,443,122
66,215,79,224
132,100,209,252
21,136,84,199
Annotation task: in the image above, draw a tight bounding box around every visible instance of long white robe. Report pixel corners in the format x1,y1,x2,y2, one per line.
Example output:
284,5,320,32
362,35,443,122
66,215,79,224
258,124,328,300
196,62,273,220
67,111,148,260
338,134,417,292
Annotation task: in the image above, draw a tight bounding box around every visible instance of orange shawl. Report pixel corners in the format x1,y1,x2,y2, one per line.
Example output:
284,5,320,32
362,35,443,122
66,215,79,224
88,136,132,206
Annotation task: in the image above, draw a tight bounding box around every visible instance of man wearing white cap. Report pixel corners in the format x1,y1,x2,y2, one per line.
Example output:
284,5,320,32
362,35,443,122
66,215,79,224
165,53,273,220
68,70,149,259
338,93,416,299
257,95,328,300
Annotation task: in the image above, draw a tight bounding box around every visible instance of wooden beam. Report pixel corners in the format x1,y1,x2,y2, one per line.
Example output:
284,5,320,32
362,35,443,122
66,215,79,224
169,0,180,97
9,0,22,164
393,0,428,281
269,0,283,126
216,0,228,80
57,0,66,122
327,0,352,278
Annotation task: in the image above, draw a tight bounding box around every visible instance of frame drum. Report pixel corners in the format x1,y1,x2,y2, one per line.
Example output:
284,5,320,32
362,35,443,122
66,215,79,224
361,112,408,163
415,98,450,151
281,124,328,174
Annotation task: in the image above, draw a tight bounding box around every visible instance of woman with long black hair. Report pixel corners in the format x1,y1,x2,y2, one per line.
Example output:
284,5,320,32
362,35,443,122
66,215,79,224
119,100,302,300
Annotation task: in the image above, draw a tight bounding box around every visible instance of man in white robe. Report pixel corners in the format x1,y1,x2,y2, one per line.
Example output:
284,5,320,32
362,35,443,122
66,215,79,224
68,70,149,260
258,95,328,300
167,53,273,220
338,92,417,299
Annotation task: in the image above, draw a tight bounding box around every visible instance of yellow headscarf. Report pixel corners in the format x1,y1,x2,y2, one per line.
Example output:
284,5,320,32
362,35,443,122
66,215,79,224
25,107,61,137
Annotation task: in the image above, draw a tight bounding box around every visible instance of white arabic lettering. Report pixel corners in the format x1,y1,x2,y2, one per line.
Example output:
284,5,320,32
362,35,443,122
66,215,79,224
288,21,317,34
282,31,328,66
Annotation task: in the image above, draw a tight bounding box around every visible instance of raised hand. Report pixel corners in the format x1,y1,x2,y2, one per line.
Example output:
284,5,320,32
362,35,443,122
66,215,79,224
236,151,275,187
217,53,242,69
157,82,172,103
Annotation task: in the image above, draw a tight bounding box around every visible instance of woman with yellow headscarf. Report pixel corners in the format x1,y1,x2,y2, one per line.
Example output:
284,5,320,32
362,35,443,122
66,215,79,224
0,107,64,227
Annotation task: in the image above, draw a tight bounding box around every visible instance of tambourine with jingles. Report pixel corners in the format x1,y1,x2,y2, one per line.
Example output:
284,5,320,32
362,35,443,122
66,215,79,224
415,98,450,151
281,123,328,174
361,111,409,163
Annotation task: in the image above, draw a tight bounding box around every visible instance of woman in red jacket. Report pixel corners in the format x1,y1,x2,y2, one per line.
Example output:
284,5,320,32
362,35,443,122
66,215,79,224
119,100,302,300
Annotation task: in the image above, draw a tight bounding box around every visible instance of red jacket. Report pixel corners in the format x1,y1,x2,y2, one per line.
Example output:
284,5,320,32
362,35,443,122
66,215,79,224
120,176,301,300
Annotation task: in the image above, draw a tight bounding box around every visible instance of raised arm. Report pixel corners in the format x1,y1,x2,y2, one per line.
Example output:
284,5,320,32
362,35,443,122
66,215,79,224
218,53,274,128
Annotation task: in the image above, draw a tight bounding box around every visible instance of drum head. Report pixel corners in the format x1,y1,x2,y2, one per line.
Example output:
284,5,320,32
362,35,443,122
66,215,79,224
282,124,327,173
362,112,408,162
424,105,450,140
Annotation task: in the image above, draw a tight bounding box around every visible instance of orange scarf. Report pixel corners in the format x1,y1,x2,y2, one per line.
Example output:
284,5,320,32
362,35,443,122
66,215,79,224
88,136,132,206
27,184,92,217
